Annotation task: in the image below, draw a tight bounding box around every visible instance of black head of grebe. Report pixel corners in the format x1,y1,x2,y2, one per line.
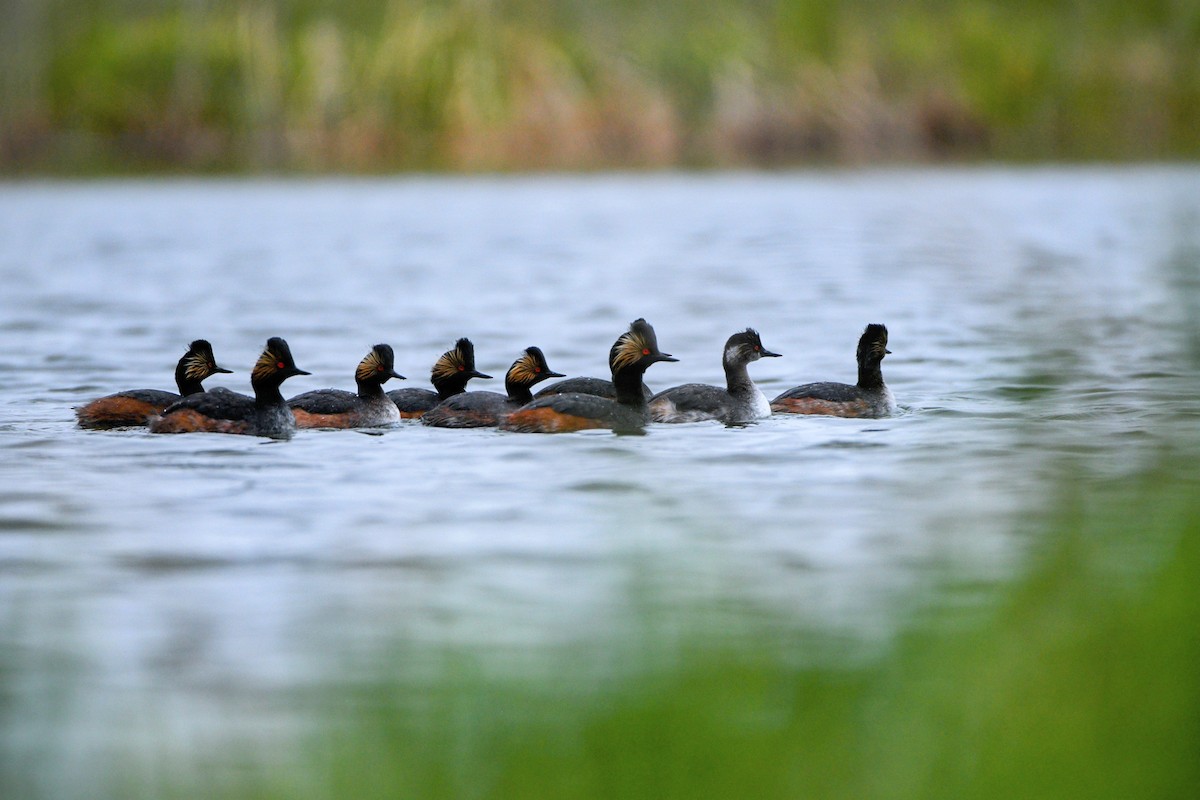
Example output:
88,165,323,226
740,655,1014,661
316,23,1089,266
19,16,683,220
504,346,566,402
354,344,405,394
431,338,493,398
176,339,233,394
854,323,891,390
607,318,678,404
250,337,311,401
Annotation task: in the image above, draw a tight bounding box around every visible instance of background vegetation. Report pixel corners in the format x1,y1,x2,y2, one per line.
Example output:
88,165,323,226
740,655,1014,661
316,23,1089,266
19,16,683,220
1,0,1198,172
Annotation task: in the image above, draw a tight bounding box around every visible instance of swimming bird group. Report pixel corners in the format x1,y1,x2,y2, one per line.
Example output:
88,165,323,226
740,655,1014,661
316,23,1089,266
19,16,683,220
75,320,895,439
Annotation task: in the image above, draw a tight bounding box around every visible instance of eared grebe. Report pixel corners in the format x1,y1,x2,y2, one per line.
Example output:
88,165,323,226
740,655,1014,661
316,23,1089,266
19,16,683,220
533,376,653,401
422,347,565,428
649,328,781,424
150,337,310,439
387,338,492,419
76,339,231,429
288,344,404,429
501,319,677,434
771,323,895,418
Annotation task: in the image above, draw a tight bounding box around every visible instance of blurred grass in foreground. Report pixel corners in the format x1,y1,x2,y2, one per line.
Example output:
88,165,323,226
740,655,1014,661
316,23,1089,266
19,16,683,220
2,0,1199,172
108,455,1199,800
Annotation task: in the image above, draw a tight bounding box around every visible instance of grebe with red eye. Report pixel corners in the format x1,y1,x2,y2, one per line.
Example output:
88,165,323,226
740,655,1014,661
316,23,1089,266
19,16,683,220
149,337,310,439
288,344,404,428
649,328,781,424
76,339,232,429
533,376,652,402
501,319,677,434
387,338,492,419
771,323,895,418
422,346,565,428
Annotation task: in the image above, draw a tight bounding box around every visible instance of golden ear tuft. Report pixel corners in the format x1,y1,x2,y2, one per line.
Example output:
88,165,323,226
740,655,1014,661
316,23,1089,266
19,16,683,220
508,351,540,385
251,350,277,382
431,351,461,381
183,352,210,380
611,321,656,372
611,338,638,371
432,339,474,382
182,340,219,380
356,352,383,383
252,337,293,382
354,344,395,382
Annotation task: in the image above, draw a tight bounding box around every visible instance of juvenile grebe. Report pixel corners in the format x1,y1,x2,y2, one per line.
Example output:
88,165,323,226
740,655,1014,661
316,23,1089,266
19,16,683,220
649,328,781,424
288,344,404,429
150,337,310,439
387,338,492,419
501,319,677,434
76,339,231,429
771,324,895,418
422,347,564,428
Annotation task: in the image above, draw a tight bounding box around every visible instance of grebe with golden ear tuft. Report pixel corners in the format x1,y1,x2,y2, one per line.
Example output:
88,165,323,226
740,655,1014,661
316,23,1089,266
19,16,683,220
76,339,232,429
288,344,404,429
422,346,565,428
150,337,310,439
387,338,492,419
501,319,677,434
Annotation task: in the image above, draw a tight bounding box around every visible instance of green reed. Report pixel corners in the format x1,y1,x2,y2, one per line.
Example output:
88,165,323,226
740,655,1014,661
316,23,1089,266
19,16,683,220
3,0,1198,172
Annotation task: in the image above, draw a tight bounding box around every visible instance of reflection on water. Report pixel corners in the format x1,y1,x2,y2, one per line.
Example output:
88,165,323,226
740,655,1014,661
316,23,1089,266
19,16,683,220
1,168,1199,793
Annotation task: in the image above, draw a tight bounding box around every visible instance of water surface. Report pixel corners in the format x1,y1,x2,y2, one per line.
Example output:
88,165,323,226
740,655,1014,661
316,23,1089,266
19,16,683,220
2,168,1199,788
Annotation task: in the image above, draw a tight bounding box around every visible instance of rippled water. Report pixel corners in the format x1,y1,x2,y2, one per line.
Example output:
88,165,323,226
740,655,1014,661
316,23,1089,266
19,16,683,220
2,168,1200,781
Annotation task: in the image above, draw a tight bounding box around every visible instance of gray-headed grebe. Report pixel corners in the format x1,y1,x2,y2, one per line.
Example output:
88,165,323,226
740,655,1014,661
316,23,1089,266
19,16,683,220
649,328,780,424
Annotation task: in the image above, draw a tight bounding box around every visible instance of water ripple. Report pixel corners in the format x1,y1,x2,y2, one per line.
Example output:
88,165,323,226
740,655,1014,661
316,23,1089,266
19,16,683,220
2,169,1199,754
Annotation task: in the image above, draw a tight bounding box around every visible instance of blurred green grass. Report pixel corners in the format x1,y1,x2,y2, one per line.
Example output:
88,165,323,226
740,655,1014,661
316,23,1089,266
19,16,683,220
2,0,1198,171
100,456,1197,800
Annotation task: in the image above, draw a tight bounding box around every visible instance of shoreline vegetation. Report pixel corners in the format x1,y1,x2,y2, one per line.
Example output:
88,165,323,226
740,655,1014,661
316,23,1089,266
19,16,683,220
1,0,1198,174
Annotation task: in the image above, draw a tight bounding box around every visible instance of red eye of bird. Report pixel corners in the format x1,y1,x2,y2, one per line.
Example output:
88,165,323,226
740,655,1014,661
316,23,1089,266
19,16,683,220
535,366,541,373
642,348,650,356
754,345,760,351
276,361,285,369
377,365,385,372
458,365,465,371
